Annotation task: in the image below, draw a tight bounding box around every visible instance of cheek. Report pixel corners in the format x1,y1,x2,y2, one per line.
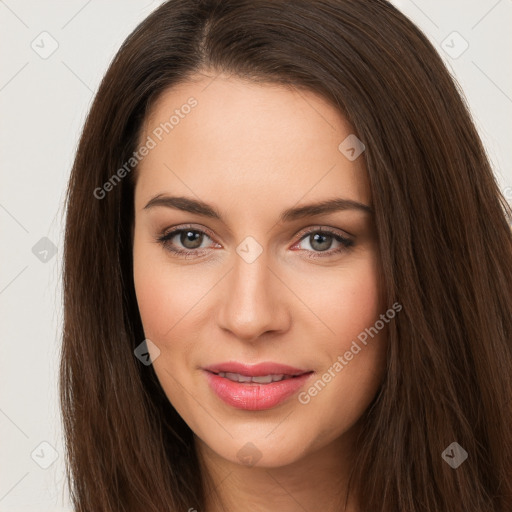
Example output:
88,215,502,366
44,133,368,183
132,231,205,342
296,252,387,426
328,254,386,379
337,264,383,345
298,249,383,350
133,236,171,341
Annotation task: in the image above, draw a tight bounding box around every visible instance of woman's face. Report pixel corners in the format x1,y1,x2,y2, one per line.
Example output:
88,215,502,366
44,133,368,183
132,73,388,468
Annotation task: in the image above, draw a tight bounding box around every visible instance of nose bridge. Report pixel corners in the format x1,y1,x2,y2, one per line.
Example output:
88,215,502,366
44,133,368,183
217,243,288,340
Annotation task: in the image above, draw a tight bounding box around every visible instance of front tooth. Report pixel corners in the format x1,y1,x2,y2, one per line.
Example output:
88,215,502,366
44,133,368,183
251,375,274,384
218,372,290,383
223,372,245,382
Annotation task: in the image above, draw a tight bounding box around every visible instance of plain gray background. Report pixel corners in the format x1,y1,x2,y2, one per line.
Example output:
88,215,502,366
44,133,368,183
1,1,511,510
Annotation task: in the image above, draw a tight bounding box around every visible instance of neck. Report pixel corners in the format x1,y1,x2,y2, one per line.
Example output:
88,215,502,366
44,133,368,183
194,424,362,512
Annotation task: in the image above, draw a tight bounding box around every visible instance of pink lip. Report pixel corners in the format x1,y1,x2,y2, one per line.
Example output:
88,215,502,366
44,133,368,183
202,361,314,411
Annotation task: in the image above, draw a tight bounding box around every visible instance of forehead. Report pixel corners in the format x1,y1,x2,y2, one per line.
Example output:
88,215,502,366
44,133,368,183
135,74,370,214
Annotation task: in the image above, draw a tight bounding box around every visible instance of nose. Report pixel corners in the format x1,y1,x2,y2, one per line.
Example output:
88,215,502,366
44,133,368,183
216,249,291,343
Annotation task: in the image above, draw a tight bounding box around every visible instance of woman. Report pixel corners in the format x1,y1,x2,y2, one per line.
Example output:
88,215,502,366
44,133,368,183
60,1,512,511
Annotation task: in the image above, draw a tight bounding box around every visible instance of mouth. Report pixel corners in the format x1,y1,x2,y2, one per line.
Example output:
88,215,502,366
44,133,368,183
202,361,311,378
202,362,314,410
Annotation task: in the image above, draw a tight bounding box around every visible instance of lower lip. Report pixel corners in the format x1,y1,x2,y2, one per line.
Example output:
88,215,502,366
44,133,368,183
204,371,314,410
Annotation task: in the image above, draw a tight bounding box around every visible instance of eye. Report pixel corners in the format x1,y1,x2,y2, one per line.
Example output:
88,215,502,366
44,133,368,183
155,225,354,259
156,225,217,258
292,227,354,259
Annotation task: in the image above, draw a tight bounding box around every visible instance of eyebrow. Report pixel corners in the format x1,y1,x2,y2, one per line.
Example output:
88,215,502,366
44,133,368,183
143,194,373,222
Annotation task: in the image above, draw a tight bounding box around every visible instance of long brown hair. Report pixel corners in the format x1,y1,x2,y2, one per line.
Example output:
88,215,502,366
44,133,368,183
60,1,512,510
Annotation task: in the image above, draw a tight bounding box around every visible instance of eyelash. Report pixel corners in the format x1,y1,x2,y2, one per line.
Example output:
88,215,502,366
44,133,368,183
155,224,354,260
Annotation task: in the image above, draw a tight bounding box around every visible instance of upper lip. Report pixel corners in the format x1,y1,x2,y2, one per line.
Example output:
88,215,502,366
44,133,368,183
203,361,312,377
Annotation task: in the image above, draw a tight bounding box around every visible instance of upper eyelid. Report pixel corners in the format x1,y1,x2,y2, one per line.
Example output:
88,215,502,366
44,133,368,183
295,225,353,239
161,224,217,242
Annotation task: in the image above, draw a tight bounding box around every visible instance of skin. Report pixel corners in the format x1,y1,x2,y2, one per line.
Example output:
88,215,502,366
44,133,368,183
132,72,388,512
